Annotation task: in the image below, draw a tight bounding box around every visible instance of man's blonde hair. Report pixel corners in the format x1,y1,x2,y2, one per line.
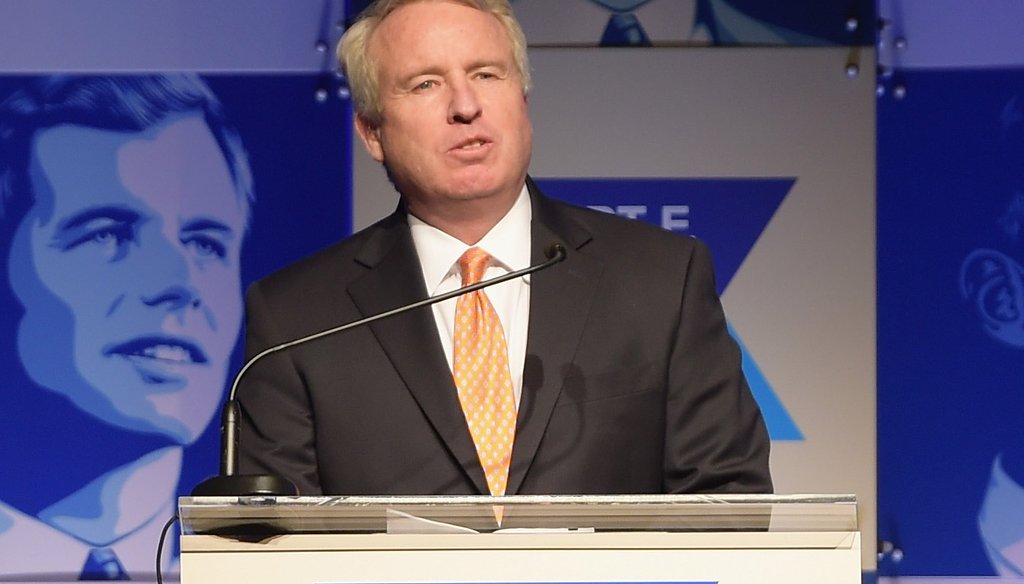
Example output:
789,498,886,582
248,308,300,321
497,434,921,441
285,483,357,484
337,0,532,127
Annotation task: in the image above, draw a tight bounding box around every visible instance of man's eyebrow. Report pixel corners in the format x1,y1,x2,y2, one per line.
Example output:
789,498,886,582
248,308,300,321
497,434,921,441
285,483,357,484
181,217,236,238
467,59,506,71
399,66,445,83
57,205,139,231
399,59,507,82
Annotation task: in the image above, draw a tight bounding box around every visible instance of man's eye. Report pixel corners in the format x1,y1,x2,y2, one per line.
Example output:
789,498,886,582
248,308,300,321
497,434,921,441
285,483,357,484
92,230,120,245
184,236,227,260
66,225,134,261
51,207,143,262
74,226,130,247
415,80,437,91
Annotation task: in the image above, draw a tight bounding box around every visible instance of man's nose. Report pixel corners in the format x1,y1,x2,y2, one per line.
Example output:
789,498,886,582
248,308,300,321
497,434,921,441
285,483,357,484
137,230,202,313
448,79,482,124
142,284,202,312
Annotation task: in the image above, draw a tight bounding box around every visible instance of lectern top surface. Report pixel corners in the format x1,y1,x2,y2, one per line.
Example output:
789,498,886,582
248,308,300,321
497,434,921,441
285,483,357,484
178,494,857,537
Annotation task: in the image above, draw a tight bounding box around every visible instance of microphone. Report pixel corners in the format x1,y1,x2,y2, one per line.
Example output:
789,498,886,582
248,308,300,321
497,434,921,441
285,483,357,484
191,243,567,496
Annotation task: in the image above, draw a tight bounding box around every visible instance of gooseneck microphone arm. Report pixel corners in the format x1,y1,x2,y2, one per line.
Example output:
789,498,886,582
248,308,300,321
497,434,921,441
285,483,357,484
193,243,567,496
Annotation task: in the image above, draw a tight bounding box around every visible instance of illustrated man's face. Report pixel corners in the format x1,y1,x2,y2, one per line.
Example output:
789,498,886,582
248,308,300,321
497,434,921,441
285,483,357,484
7,114,246,444
356,1,533,221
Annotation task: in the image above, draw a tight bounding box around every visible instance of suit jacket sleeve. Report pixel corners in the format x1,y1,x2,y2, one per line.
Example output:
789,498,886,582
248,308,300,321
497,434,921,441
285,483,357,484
664,238,772,493
237,279,323,495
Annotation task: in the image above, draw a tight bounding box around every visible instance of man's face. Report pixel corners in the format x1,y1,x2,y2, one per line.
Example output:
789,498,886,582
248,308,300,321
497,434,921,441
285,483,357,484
7,114,246,444
357,1,533,226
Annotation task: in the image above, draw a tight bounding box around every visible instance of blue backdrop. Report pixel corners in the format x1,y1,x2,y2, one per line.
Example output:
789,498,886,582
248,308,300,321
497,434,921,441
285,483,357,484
878,68,1024,577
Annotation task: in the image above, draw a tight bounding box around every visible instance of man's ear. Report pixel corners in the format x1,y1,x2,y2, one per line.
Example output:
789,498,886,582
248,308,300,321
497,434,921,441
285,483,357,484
354,113,384,163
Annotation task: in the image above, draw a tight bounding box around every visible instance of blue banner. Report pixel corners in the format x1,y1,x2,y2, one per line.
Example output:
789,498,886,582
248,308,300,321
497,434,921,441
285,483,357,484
0,73,350,578
878,69,1024,577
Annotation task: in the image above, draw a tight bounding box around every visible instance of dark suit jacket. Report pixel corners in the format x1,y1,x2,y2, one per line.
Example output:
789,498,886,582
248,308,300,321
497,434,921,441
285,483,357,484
238,180,772,496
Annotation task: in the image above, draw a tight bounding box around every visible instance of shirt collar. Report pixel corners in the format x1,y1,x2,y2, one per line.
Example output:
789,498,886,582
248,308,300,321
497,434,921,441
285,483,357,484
0,477,178,575
409,185,532,294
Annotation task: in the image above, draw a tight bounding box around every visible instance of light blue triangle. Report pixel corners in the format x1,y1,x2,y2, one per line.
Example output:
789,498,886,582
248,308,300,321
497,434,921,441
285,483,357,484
728,322,803,441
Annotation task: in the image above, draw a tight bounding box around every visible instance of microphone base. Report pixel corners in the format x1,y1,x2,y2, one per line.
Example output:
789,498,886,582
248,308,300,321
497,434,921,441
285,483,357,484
191,474,298,497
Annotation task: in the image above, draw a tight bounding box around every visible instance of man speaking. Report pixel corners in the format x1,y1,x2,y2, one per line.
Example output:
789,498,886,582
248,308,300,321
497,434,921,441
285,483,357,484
238,0,772,497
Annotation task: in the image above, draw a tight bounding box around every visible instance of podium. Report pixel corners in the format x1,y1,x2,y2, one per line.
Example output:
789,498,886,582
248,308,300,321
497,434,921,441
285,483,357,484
179,494,859,583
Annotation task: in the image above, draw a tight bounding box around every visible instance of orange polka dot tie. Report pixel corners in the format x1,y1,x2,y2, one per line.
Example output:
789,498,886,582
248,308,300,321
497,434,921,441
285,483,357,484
452,247,517,496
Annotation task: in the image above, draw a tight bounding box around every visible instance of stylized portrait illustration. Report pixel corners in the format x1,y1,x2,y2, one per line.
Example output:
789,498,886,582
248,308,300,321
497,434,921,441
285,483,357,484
0,75,252,579
961,245,1024,349
959,96,1024,577
962,213,1024,575
507,0,859,47
343,0,872,47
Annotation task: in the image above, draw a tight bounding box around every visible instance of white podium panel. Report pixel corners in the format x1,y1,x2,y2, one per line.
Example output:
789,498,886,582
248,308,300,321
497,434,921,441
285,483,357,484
179,495,860,584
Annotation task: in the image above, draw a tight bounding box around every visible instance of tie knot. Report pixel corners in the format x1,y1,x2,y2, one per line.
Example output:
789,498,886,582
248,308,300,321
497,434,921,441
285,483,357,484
459,247,492,285
81,547,129,580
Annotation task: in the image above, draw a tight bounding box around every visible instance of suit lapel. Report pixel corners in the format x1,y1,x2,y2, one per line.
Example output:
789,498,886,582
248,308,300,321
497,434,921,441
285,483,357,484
346,213,489,494
507,185,603,494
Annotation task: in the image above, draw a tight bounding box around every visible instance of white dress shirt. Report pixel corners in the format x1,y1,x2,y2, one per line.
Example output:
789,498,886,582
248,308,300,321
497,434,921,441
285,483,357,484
408,186,532,407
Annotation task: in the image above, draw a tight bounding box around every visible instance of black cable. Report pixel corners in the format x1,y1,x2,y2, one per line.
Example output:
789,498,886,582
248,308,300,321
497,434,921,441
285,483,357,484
156,513,179,584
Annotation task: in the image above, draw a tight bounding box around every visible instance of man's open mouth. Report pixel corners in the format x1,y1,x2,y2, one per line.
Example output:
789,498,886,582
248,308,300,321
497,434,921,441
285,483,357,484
451,135,491,153
105,336,209,365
